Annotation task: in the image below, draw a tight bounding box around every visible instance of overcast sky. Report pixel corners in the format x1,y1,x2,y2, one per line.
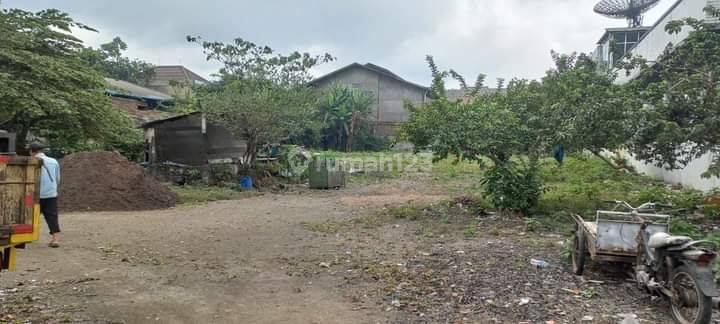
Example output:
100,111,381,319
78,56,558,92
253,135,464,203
7,0,676,87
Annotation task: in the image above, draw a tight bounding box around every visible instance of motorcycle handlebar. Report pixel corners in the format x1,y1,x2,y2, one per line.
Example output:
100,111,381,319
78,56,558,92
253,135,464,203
603,200,673,207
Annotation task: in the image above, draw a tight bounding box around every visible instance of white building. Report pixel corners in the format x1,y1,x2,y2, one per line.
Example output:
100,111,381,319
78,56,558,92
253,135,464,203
598,0,720,191
594,26,652,68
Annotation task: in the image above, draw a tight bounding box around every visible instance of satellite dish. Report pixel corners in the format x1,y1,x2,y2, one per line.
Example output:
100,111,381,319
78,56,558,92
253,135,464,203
594,0,661,27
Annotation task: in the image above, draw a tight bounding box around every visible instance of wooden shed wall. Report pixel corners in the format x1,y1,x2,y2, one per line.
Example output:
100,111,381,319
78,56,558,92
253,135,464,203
147,114,247,166
152,114,206,166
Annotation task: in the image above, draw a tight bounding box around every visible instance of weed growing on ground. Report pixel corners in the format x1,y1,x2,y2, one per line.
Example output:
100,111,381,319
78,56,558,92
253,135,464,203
300,220,343,234
670,218,702,238
386,204,424,220
172,185,259,204
560,237,573,261
581,287,598,299
464,221,478,238
524,218,541,232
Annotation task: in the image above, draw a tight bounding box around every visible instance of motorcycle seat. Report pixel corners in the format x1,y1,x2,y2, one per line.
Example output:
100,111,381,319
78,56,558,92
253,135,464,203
648,232,693,249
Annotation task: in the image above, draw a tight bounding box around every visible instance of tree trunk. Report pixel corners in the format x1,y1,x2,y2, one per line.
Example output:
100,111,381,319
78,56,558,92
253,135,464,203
242,135,258,170
337,128,344,151
591,150,638,174
346,113,356,152
14,125,30,155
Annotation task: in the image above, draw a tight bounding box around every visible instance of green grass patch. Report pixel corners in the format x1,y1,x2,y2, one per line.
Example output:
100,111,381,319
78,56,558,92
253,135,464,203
171,185,259,204
463,221,478,238
537,155,703,215
311,152,713,238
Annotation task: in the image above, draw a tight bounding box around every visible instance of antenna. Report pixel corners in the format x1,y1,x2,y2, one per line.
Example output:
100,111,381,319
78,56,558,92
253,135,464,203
594,0,661,27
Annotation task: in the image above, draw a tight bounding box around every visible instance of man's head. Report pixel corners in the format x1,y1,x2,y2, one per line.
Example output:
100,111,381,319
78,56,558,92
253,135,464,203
28,142,47,156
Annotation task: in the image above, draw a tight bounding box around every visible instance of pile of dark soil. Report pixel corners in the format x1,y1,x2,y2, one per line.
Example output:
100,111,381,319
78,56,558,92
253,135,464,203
59,152,177,212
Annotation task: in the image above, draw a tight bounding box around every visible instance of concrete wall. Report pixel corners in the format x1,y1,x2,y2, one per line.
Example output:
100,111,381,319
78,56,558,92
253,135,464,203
613,0,720,191
313,67,428,137
620,150,720,192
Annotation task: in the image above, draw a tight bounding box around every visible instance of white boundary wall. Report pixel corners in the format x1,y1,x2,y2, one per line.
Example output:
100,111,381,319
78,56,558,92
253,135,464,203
615,0,720,191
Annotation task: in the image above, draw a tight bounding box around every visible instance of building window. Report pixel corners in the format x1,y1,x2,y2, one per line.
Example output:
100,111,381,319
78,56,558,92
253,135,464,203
610,31,644,63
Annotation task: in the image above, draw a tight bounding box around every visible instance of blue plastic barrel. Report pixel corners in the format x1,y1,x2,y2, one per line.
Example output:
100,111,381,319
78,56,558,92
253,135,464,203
240,176,253,189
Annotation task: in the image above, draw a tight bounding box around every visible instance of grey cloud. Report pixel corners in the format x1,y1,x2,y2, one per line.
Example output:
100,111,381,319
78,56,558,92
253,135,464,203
7,0,676,85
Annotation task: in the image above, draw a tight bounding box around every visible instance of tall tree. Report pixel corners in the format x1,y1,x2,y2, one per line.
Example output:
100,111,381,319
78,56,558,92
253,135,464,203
542,51,638,171
627,5,720,177
188,36,334,165
403,57,546,215
0,6,137,152
79,37,155,86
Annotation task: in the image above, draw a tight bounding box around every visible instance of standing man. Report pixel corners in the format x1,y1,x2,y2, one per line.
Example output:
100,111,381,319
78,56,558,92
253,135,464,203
29,142,61,248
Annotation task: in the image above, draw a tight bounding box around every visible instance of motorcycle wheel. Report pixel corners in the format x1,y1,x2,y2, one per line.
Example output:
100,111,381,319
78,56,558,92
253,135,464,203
572,226,586,275
669,265,713,324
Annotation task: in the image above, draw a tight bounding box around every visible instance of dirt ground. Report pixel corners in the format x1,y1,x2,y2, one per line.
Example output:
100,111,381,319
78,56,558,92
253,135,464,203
0,177,713,323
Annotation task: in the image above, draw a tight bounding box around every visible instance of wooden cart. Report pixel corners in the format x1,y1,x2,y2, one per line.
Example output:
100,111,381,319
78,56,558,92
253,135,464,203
0,155,42,272
570,209,670,275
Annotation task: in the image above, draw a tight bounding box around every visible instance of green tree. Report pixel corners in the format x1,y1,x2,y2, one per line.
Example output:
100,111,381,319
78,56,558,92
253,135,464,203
79,36,155,86
542,51,638,171
627,5,720,177
188,36,333,165
403,56,546,215
0,5,138,154
317,84,374,152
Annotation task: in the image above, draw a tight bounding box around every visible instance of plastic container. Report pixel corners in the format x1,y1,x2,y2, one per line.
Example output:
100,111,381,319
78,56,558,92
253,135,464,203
239,176,253,189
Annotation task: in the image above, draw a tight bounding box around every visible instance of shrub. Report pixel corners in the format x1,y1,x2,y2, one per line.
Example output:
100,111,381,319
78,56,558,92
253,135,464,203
480,163,543,216
633,186,671,205
703,204,720,220
669,189,704,210
209,164,236,185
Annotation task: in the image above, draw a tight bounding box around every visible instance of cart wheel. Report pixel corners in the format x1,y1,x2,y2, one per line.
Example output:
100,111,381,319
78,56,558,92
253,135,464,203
572,227,587,276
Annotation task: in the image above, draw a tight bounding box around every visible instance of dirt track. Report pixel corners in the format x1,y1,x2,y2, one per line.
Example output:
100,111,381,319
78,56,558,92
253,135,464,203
0,179,706,323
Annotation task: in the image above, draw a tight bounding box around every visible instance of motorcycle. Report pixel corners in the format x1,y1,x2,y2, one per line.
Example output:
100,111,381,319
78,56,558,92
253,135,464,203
631,202,717,324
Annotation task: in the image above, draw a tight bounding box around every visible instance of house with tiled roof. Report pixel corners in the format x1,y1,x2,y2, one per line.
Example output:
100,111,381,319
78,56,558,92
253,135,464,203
148,65,208,98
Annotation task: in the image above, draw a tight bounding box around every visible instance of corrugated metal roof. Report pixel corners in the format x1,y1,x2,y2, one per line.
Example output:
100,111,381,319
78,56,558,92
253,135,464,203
111,97,174,126
141,112,201,128
105,78,173,101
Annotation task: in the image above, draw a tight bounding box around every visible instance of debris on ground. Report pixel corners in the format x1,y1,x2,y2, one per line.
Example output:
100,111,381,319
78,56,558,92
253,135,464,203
619,313,640,324
308,212,685,323
59,152,177,212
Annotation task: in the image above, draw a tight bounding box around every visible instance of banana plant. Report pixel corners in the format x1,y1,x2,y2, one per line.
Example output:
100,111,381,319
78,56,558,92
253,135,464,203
318,84,373,152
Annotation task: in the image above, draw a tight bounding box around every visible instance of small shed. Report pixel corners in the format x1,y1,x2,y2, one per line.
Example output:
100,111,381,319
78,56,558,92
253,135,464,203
141,113,247,166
